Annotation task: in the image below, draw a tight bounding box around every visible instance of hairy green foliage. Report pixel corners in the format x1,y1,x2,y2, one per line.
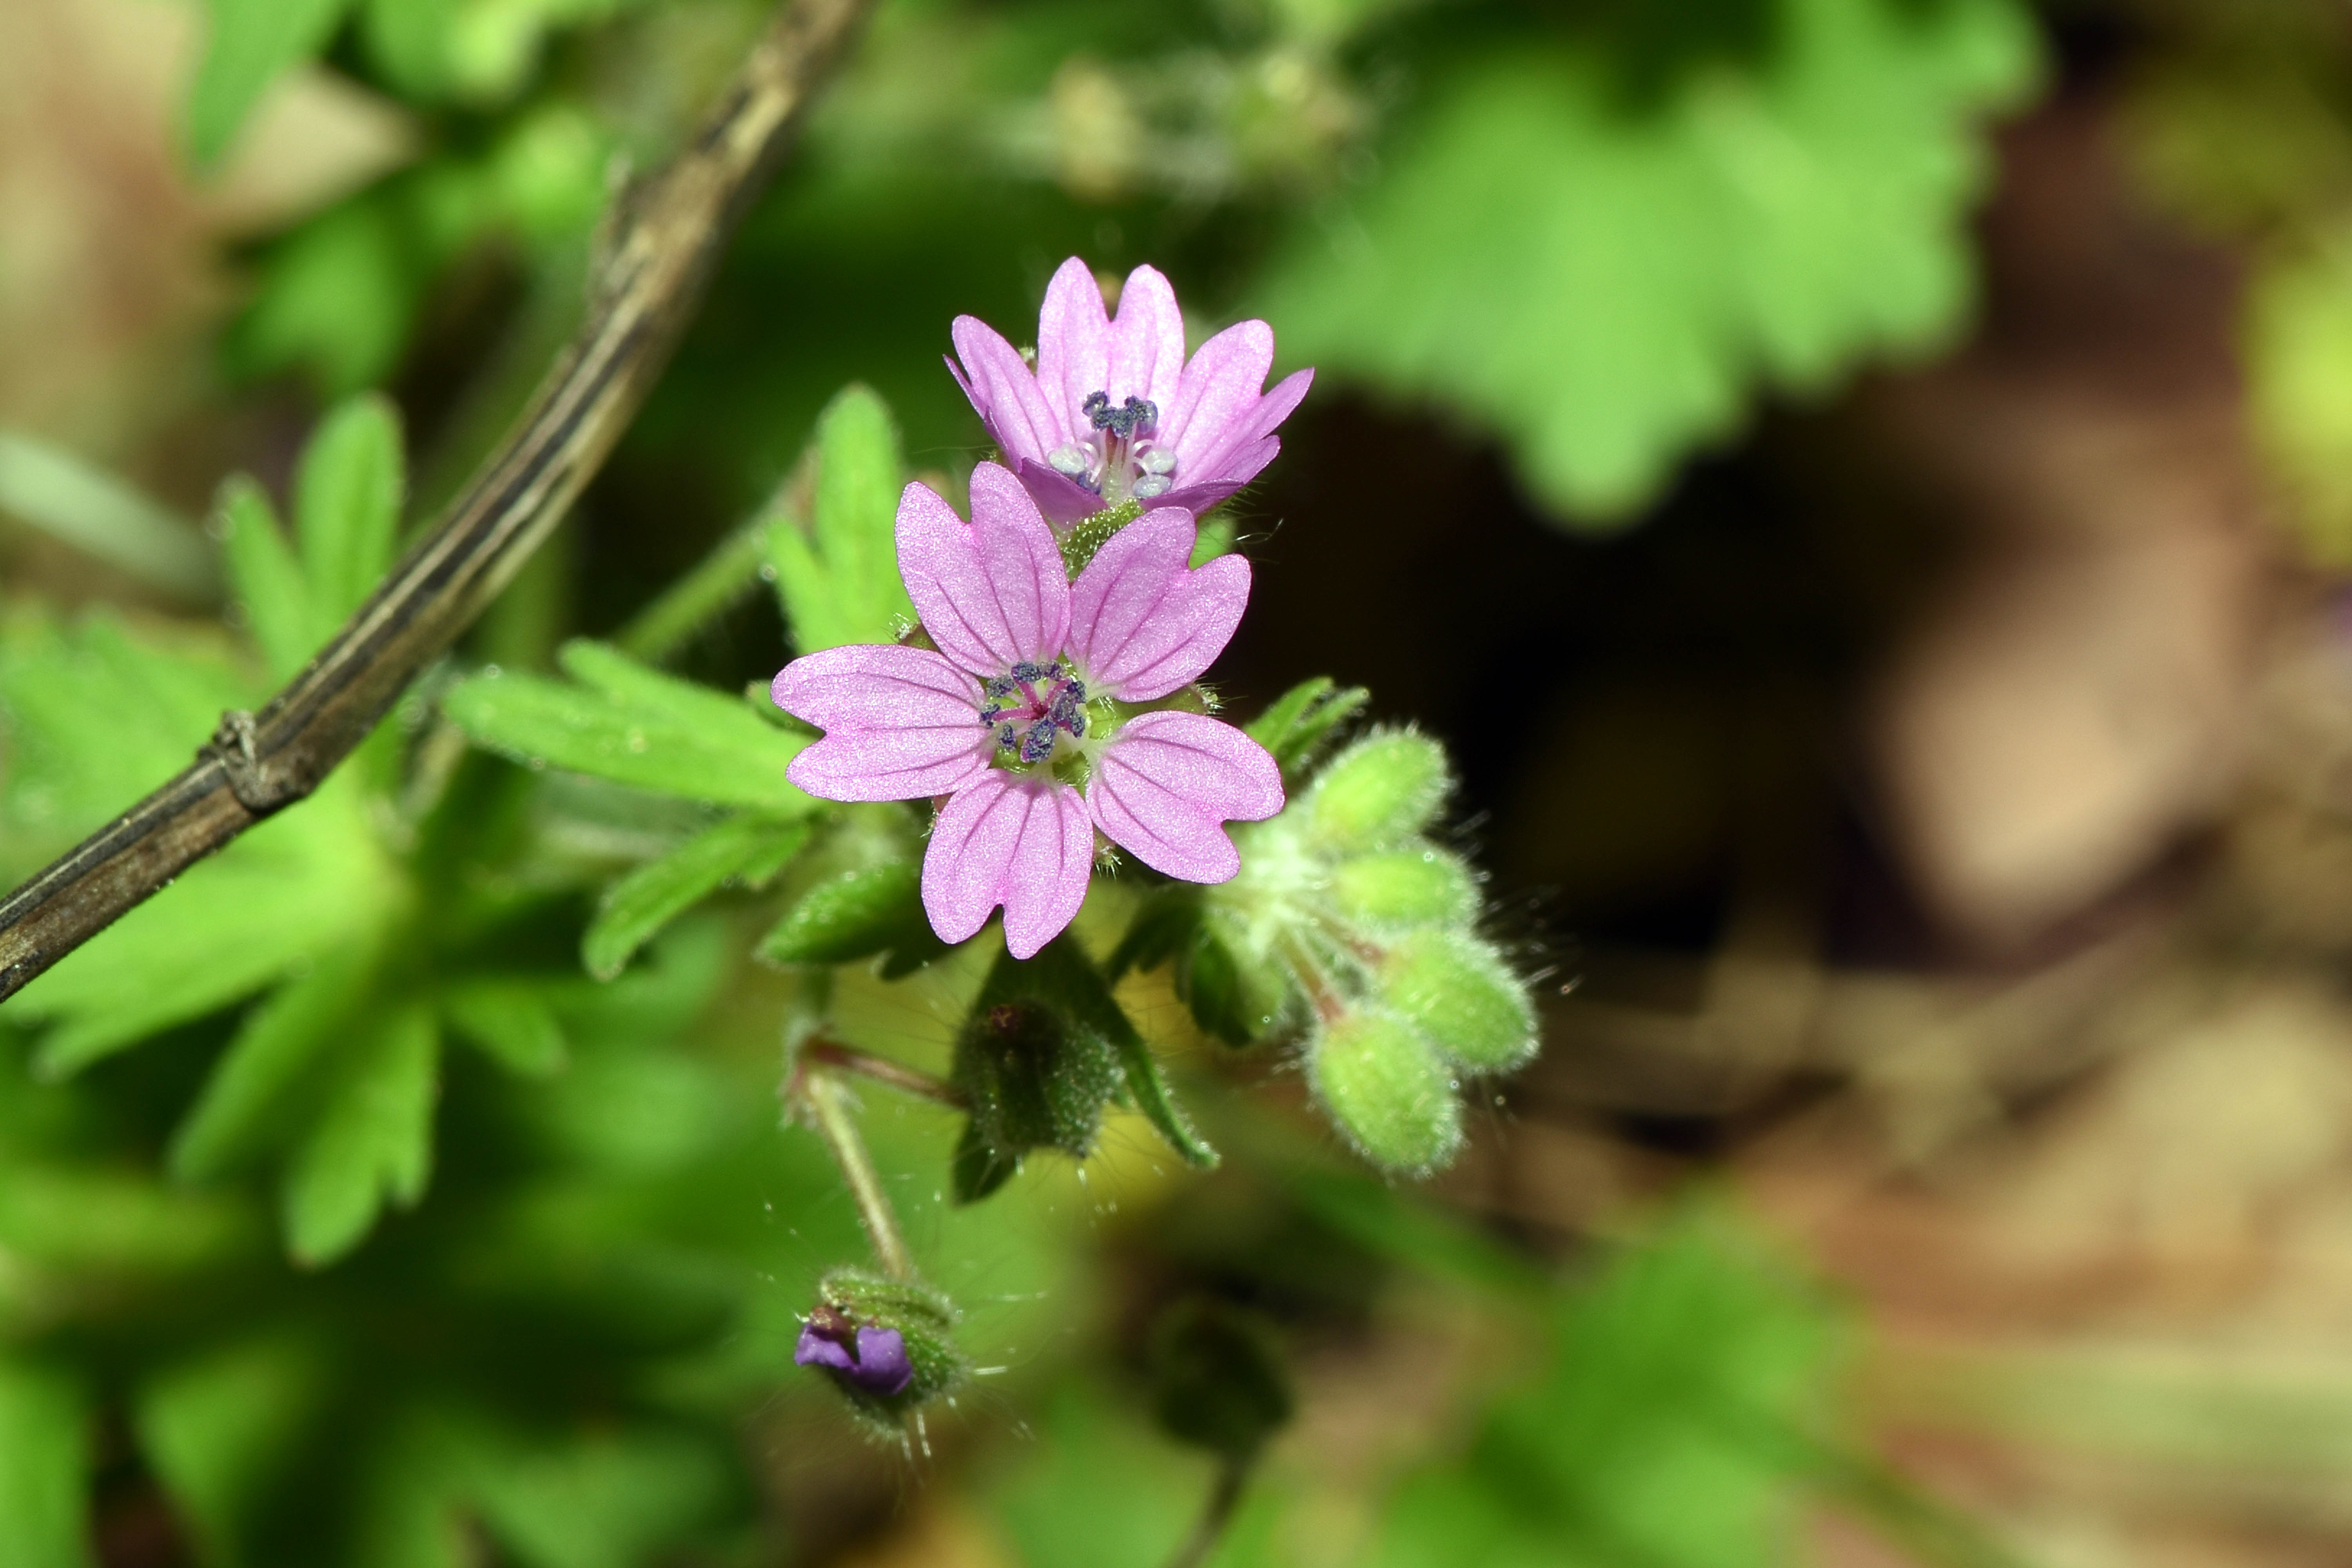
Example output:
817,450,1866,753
584,813,812,980
769,385,918,655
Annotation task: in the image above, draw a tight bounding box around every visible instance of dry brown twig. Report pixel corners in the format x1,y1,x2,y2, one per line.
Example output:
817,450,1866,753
0,0,877,1000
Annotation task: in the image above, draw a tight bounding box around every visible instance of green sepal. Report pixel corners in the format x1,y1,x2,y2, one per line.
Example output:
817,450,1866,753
809,1267,966,1433
1309,1009,1463,1177
951,1120,1020,1205
1177,913,1295,1048
1058,499,1145,577
1149,1297,1294,1461
1246,677,1370,781
1330,847,1479,931
1377,929,1537,1074
756,858,945,976
1305,728,1452,850
585,812,813,980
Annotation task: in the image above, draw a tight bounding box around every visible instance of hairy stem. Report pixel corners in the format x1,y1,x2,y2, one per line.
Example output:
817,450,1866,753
614,517,775,663
797,1067,916,1282
0,0,877,1001
800,1036,966,1109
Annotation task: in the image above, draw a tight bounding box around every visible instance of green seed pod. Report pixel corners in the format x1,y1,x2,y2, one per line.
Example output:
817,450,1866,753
1308,1010,1463,1175
1149,1297,1294,1461
1330,847,1477,931
1377,929,1537,1073
804,1267,966,1434
1305,728,1451,849
950,996,1122,1200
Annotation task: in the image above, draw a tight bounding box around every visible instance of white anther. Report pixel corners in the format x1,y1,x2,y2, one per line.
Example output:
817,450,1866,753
1131,475,1172,499
1047,443,1095,479
1137,444,1176,476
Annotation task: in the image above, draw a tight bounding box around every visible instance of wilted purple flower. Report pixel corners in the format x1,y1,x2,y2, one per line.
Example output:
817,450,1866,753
795,1308,914,1397
949,257,1314,524
772,463,1283,959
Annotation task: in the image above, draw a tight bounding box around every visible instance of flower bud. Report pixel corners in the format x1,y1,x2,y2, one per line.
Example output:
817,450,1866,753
949,975,1123,1201
1305,728,1450,850
1149,1297,1294,1461
1330,848,1477,931
1308,1010,1463,1175
799,1268,965,1430
1376,929,1536,1073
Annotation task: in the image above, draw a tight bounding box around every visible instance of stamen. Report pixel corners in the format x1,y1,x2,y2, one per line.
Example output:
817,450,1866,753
1082,391,1158,440
1047,444,1094,480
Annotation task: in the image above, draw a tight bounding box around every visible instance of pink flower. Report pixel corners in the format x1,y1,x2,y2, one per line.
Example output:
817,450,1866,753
948,257,1315,525
772,463,1285,959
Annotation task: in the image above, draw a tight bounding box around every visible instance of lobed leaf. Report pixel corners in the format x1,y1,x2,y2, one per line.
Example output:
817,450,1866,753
769,385,916,655
441,655,810,810
281,1004,440,1267
442,981,569,1077
584,813,813,981
0,1356,92,1568
294,394,405,627
756,858,945,975
216,475,319,683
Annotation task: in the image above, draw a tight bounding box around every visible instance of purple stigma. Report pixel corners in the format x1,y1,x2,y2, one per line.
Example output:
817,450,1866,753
795,1318,914,1397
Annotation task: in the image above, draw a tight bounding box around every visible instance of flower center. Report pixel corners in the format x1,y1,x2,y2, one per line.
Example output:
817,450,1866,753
981,659,1089,765
1047,390,1175,504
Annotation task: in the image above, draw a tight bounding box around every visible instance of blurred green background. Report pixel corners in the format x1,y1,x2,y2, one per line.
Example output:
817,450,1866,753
11,0,2352,1563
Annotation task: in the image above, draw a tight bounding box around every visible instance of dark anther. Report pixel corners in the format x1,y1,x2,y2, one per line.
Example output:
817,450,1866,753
1011,660,1046,682
1083,391,1156,439
1019,719,1058,764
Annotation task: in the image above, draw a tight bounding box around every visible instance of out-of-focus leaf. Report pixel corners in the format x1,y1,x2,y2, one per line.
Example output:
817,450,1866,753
218,475,319,683
186,0,356,169
472,1427,740,1568
1371,1207,1840,1568
169,938,385,1183
769,385,916,654
1259,0,2040,520
225,198,416,396
0,1164,261,1276
136,1335,330,1568
0,430,218,603
0,1356,91,1568
2248,228,2352,565
755,858,944,974
583,813,812,980
442,652,811,810
295,395,405,625
282,1005,440,1267
442,981,568,1076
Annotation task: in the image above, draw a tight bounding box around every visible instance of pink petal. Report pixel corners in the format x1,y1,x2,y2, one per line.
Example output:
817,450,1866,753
1010,456,1107,526
949,317,1066,457
1156,477,1249,519
921,770,1095,958
1107,265,1186,415
774,644,989,802
1161,320,1273,468
1088,711,1283,884
1067,508,1250,701
1034,257,1109,435
895,470,1070,678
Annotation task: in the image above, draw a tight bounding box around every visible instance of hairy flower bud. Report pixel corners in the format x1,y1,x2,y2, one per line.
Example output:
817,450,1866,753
1377,929,1537,1073
1304,729,1451,850
1330,848,1479,931
1308,1009,1463,1175
799,1268,965,1432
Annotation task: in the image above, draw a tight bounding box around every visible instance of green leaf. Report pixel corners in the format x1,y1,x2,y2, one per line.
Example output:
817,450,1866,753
169,938,385,1183
0,429,218,602
1246,677,1370,781
1257,0,2041,520
224,196,416,395
136,1336,331,1568
0,1357,91,1568
0,1163,262,1276
281,1004,440,1267
472,1428,740,1568
584,813,812,980
217,475,319,682
442,981,569,1076
756,857,944,972
441,654,810,810
187,0,358,169
296,394,405,626
769,385,916,654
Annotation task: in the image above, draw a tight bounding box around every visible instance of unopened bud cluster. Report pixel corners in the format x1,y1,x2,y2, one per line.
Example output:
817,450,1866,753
1193,728,1536,1174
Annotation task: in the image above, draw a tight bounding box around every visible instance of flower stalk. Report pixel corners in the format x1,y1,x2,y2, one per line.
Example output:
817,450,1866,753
795,1066,915,1282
